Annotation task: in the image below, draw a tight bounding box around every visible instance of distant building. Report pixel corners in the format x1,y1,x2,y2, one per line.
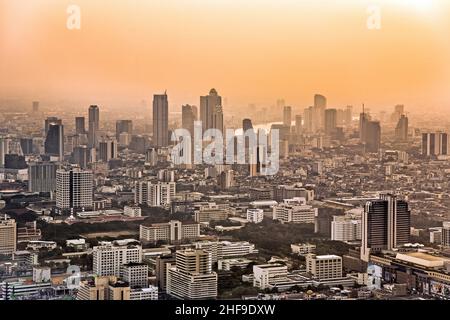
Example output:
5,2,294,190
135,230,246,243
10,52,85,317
422,132,448,156
442,222,450,248
121,263,148,288
92,242,142,277
139,220,200,243
290,243,316,255
246,208,264,224
395,114,408,142
28,162,57,193
306,254,342,280
124,205,141,218
88,105,100,148
56,168,93,212
153,93,169,147
253,264,288,289
134,181,175,207
273,198,317,224
0,216,17,255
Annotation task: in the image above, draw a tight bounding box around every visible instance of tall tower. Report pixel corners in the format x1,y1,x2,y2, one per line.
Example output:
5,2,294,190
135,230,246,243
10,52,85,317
324,109,337,135
200,89,222,132
56,168,93,212
283,106,292,127
88,105,100,148
314,94,327,131
361,194,410,262
153,93,169,147
75,117,86,135
44,122,64,160
182,105,197,137
395,114,408,142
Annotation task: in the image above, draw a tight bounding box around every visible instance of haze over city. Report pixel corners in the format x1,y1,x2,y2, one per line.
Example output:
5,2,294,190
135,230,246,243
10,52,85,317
1,0,450,112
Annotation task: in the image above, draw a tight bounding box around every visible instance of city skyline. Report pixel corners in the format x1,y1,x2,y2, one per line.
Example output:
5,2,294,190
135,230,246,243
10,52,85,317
1,0,450,112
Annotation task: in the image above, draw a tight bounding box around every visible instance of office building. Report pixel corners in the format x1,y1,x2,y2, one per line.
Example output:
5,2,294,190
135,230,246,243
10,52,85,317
116,120,133,140
273,185,314,202
361,194,411,262
75,117,85,134
98,138,118,162
72,145,89,169
182,105,197,136
253,264,288,289
200,88,222,132
194,241,258,263
166,249,218,300
134,181,176,207
140,220,200,243
242,118,253,133
155,254,175,291
395,114,408,142
442,222,450,248
273,198,317,224
56,168,93,211
28,162,57,193
306,254,342,280
283,106,292,127
324,109,337,135
314,94,327,131
44,122,64,159
124,205,142,218
422,132,448,156
295,115,302,134
92,242,142,277
153,93,169,147
121,263,148,288
20,138,33,155
44,117,62,136
331,215,362,242
0,216,17,255
88,105,100,148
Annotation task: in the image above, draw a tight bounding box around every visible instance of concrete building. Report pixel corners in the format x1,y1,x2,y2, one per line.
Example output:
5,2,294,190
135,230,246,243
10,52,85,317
0,216,16,255
290,243,316,255
134,181,176,207
92,242,142,277
273,198,317,224
194,241,258,263
28,162,57,193
56,168,93,212
246,208,264,224
121,263,148,288
331,215,362,242
306,254,343,280
124,205,142,218
166,249,217,300
139,220,200,243
253,264,288,289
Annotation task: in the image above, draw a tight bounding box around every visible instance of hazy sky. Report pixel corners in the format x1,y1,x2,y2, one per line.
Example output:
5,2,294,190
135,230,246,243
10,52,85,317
1,0,450,112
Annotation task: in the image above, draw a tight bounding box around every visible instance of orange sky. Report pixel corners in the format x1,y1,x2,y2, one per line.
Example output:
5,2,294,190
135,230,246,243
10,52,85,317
1,0,450,111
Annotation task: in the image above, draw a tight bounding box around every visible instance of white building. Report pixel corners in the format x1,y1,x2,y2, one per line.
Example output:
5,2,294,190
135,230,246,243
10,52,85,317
194,241,258,263
253,264,288,289
134,181,176,207
56,168,93,211
93,242,142,277
124,205,142,218
306,254,342,280
166,249,217,300
246,208,264,224
442,222,450,248
130,286,158,300
273,198,317,224
290,243,316,255
139,220,200,243
121,263,148,288
33,267,51,283
429,227,442,244
331,215,362,242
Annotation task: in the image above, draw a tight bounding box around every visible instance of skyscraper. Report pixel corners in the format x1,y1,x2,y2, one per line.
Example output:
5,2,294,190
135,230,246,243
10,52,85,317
242,118,253,133
56,168,93,212
72,146,89,169
283,106,292,127
88,105,100,148
395,114,408,142
303,106,315,133
361,194,411,262
295,115,302,135
200,89,222,132
75,117,86,135
44,122,64,160
314,94,327,131
44,117,62,136
32,101,39,113
0,139,6,167
153,93,169,147
422,132,448,156
28,162,57,193
324,109,337,135
98,138,118,162
116,120,133,140
365,121,381,153
182,105,197,136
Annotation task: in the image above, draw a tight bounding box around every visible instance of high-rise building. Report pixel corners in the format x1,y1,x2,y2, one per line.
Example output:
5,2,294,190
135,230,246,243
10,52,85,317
200,89,222,132
422,132,448,156
155,254,175,291
344,106,353,127
166,249,218,300
134,181,176,207
242,119,253,133
442,222,450,248
120,263,148,288
395,114,408,142
182,105,197,136
28,162,57,193
303,106,315,133
56,168,93,211
72,145,89,169
44,122,64,160
19,138,33,155
361,118,381,153
331,215,362,242
44,117,62,136
32,101,39,113
295,115,302,135
98,138,118,162
361,194,411,262
88,105,100,148
314,94,327,131
0,138,6,167
92,243,142,277
153,93,169,147
0,216,17,255
116,120,133,140
75,117,86,135
283,106,292,127
324,109,337,135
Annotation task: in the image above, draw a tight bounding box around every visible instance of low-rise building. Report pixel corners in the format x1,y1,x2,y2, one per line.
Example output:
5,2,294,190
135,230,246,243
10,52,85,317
253,264,288,289
139,220,200,243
